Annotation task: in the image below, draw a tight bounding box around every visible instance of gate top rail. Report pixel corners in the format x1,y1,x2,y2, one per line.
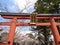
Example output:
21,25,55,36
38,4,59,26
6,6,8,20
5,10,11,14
0,12,60,16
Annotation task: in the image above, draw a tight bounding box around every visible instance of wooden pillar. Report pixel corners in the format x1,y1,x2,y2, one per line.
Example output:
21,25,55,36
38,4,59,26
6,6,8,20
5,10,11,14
6,17,17,45
50,18,60,45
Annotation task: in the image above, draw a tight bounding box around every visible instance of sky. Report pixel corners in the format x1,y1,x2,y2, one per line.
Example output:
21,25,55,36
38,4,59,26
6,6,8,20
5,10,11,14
0,0,37,13
0,0,37,34
13,0,37,13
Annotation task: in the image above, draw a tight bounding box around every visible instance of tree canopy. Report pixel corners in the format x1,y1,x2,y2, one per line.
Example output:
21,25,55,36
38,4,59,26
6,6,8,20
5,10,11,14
35,0,60,14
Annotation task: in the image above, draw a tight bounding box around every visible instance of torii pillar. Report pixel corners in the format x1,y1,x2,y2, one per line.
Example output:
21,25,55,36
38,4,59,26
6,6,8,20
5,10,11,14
50,18,60,45
6,17,17,45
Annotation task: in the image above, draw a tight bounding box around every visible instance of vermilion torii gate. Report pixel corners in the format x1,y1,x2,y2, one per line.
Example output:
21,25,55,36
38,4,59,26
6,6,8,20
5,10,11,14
0,12,60,45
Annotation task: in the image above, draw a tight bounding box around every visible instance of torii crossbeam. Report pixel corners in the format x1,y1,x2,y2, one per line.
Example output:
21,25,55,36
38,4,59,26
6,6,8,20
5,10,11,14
0,12,60,45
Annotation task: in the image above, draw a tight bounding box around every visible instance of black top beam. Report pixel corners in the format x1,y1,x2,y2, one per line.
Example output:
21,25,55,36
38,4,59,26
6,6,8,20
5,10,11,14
0,12,60,16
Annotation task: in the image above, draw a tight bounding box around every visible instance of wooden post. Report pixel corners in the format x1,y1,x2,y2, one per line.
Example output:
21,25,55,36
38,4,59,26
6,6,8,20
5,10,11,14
6,17,17,45
50,18,60,45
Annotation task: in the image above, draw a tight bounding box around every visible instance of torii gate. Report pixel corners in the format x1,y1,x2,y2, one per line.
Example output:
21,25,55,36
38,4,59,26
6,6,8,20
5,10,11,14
0,12,60,45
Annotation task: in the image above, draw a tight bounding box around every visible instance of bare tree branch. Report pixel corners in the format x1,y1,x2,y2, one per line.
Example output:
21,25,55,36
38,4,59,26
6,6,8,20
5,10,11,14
20,0,32,13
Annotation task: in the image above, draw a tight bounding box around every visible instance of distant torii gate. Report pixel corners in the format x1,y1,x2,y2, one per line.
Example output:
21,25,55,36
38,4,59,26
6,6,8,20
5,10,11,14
0,12,60,45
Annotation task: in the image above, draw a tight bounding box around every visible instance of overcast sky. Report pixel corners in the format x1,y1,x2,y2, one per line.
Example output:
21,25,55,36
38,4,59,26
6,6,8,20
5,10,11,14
0,0,37,13
13,0,37,13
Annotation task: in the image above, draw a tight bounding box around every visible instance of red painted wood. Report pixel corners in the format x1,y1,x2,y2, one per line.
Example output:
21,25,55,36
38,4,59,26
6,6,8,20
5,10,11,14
6,17,17,45
2,15,60,19
50,18,60,45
